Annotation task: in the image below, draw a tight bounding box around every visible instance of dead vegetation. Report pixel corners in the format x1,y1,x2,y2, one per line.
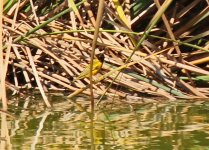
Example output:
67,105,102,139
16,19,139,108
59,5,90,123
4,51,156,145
1,0,209,106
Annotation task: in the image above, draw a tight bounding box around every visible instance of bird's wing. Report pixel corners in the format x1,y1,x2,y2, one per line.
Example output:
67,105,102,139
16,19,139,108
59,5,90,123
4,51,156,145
76,65,90,79
76,59,101,79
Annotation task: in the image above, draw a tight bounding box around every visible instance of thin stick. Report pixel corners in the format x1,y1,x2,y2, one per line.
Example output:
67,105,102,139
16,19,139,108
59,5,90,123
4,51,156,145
26,47,51,107
89,0,104,111
0,0,7,110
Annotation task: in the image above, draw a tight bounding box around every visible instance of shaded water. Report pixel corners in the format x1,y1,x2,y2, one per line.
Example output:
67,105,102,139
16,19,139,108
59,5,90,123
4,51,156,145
1,96,209,150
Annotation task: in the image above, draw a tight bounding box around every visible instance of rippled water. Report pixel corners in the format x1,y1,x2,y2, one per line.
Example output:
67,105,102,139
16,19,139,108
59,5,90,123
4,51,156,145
1,96,209,150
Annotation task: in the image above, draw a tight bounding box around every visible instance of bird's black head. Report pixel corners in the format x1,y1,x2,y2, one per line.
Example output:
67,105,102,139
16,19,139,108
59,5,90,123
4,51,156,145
96,53,105,63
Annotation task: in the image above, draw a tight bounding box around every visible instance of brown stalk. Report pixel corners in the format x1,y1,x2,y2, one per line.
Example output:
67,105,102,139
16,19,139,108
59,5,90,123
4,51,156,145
26,47,51,107
89,0,104,111
0,0,7,110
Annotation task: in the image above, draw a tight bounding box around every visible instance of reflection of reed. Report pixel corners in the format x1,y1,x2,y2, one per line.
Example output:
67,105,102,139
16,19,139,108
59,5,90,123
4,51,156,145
1,114,12,149
6,98,209,149
31,111,51,150
90,113,95,150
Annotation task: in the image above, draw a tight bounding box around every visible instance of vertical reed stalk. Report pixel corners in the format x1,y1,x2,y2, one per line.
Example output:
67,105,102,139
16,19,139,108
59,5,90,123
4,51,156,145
0,0,7,110
90,0,104,112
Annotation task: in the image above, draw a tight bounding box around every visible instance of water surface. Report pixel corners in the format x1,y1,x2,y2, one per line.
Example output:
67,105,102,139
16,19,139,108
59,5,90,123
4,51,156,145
1,96,209,150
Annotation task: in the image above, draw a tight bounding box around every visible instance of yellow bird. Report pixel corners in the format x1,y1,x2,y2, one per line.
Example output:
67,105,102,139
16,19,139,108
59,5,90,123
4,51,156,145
74,53,105,81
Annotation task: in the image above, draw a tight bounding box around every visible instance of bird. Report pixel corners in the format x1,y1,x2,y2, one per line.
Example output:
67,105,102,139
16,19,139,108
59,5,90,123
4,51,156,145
73,53,105,81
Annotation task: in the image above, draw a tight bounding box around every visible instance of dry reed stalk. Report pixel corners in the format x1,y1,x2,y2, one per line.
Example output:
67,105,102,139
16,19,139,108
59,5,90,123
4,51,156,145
25,47,51,107
1,0,209,102
0,0,7,110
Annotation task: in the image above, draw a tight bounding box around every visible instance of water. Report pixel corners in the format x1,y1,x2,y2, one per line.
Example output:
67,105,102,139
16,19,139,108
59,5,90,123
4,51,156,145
1,96,209,150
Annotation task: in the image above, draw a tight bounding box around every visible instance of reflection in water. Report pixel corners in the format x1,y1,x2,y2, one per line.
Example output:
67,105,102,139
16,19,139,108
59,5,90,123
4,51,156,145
1,96,209,150
90,113,95,150
30,111,51,150
1,113,11,150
